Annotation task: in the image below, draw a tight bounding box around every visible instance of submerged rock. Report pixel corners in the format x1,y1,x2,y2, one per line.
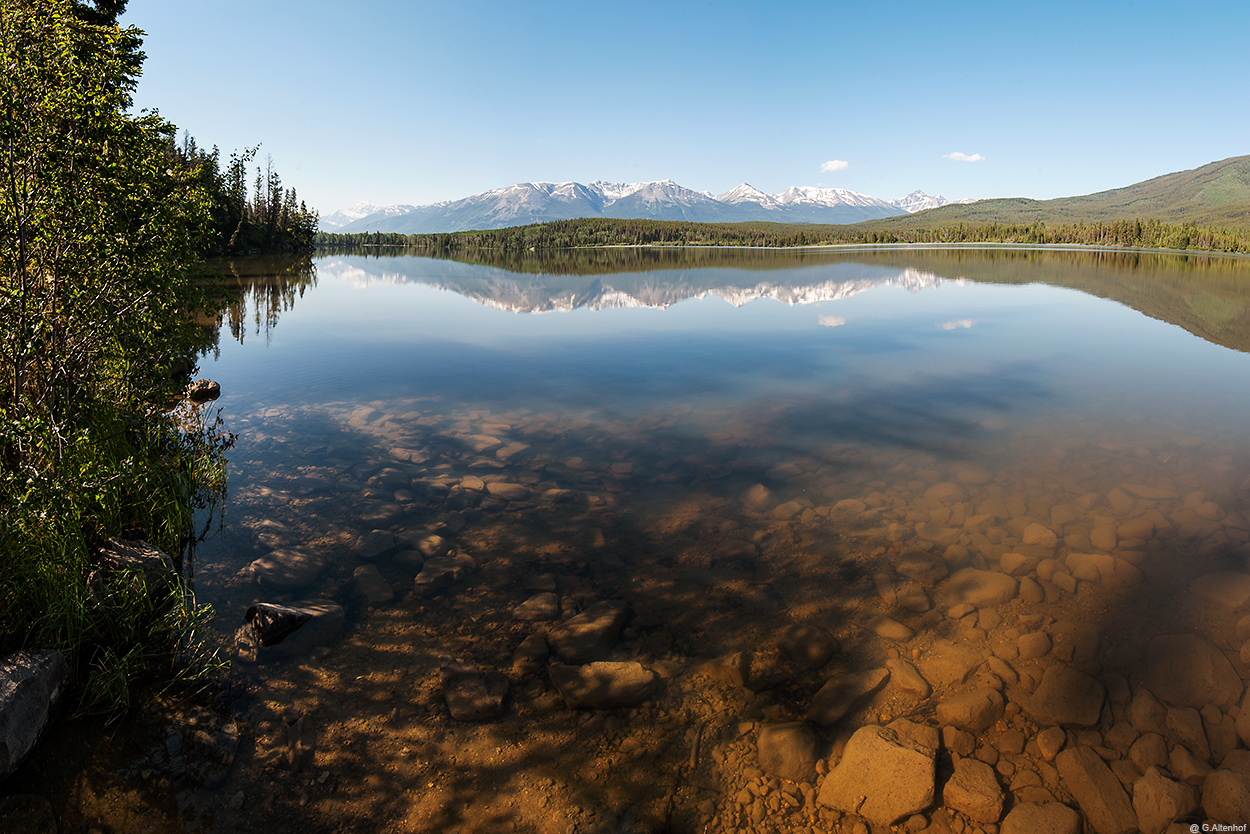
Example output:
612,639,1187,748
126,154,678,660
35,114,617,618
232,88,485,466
756,722,819,783
1146,633,1242,709
1021,665,1105,727
547,600,631,664
248,549,326,591
549,662,657,709
1000,803,1081,834
441,658,509,721
413,553,476,598
943,757,1004,823
807,667,889,726
1056,746,1136,834
938,568,1018,609
241,600,343,661
817,722,937,825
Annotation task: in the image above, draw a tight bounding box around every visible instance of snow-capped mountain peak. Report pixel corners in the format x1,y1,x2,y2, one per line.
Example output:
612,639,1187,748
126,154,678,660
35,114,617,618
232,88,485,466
326,178,971,234
715,183,776,206
890,191,976,213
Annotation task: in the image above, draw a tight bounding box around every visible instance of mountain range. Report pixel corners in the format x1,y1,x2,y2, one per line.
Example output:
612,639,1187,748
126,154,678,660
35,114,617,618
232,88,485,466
321,181,972,234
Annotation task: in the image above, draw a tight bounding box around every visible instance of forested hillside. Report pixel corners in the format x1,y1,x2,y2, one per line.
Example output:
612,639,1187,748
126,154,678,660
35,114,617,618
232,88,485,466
318,215,1250,254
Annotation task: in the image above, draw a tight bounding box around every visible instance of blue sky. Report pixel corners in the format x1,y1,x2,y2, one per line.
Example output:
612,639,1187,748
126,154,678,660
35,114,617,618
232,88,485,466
122,0,1250,215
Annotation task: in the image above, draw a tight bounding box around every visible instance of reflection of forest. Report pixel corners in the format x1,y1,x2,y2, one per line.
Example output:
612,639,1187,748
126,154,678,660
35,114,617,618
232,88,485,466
198,254,318,350
245,246,1250,355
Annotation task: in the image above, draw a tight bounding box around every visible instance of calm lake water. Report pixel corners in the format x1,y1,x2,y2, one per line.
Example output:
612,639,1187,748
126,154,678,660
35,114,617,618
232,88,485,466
24,245,1250,834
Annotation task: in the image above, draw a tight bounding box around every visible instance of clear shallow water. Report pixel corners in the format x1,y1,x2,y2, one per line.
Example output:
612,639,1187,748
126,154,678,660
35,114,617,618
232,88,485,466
42,246,1250,833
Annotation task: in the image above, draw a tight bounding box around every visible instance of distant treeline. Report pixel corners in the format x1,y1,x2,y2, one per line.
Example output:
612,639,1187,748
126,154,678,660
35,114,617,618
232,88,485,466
316,216,1250,254
171,136,317,255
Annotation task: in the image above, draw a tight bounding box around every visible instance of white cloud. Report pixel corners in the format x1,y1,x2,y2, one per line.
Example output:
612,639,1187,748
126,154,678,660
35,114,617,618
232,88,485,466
820,159,850,173
939,319,976,330
944,152,985,163
818,315,847,328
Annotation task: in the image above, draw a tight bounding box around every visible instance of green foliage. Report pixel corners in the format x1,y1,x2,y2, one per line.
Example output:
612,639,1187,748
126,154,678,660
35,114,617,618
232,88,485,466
170,138,319,256
0,0,232,711
316,214,1250,255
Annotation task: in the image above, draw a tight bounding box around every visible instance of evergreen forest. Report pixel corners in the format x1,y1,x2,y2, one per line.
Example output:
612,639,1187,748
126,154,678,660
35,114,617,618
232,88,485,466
317,215,1250,255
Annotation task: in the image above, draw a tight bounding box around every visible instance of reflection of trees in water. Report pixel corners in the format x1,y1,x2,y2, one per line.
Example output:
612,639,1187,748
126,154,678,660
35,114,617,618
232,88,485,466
199,254,318,350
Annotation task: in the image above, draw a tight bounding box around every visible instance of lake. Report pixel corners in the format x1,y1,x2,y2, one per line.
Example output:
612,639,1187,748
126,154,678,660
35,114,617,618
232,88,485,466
27,245,1250,833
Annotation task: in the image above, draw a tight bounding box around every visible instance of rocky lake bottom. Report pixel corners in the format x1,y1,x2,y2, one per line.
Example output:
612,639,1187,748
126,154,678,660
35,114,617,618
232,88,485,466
11,247,1250,834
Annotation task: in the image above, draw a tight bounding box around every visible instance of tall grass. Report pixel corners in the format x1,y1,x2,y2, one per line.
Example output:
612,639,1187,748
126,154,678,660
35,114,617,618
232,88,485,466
0,397,232,713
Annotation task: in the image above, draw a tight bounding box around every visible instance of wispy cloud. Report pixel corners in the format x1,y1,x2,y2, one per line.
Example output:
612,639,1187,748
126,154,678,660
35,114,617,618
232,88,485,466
820,159,850,173
818,315,847,328
944,152,985,163
939,319,976,330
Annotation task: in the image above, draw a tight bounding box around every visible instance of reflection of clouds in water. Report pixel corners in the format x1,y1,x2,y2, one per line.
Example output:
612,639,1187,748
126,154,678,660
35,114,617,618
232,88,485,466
940,319,976,330
318,260,408,288
818,315,847,328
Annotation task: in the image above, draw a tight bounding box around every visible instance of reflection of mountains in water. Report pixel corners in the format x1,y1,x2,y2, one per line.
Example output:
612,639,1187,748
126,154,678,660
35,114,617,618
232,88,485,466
231,246,1250,355
316,257,958,312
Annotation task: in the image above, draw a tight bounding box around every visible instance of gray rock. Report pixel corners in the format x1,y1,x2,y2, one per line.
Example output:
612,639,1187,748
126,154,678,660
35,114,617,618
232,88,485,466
1146,634,1242,709
441,659,509,721
756,722,819,783
90,538,177,606
943,757,1003,823
1000,803,1082,834
547,601,630,664
0,651,69,781
353,565,394,604
778,624,839,669
245,602,313,646
248,548,326,591
1056,745,1136,834
549,662,657,709
413,553,476,598
817,723,937,825
1205,768,1250,824
187,378,220,402
937,568,1018,609
242,600,343,660
1021,665,1105,727
1131,767,1196,834
513,592,559,622
936,688,1004,733
808,667,890,726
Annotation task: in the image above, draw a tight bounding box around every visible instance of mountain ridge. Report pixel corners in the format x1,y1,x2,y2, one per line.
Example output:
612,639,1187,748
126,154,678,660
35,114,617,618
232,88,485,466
324,180,969,234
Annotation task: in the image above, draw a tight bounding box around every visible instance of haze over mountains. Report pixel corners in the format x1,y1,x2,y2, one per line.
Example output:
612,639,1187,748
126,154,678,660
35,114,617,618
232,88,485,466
321,180,973,234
